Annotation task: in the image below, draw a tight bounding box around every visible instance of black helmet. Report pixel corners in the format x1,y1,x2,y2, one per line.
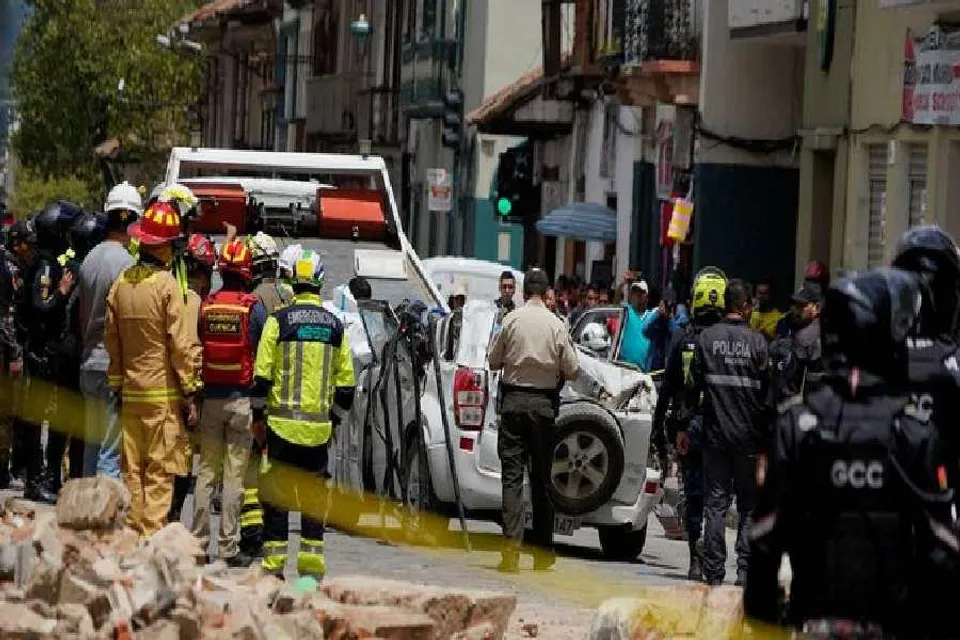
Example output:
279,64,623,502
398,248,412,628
35,200,83,254
69,212,107,260
891,224,960,337
820,267,922,380
6,218,37,249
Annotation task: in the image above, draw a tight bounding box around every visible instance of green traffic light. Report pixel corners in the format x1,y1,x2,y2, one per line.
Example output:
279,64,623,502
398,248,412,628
497,197,512,216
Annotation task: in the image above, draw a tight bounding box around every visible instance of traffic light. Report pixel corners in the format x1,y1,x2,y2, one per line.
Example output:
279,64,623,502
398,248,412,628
496,147,534,220
442,89,464,150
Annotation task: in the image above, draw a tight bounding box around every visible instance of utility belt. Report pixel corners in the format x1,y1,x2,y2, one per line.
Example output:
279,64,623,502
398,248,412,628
499,382,562,416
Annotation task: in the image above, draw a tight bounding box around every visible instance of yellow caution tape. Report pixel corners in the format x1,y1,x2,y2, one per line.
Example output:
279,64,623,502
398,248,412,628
0,373,789,636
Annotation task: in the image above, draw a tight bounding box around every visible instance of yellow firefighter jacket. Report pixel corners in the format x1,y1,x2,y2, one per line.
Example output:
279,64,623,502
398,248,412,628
105,263,203,403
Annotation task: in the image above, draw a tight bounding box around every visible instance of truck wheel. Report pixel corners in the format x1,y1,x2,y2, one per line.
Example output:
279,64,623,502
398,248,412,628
548,402,625,516
402,426,447,543
598,524,648,561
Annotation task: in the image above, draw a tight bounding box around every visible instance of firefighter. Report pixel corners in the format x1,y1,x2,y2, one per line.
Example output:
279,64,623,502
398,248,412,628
168,233,216,524
105,201,202,537
239,231,288,559
194,238,266,567
651,266,727,581
252,250,355,580
23,201,81,502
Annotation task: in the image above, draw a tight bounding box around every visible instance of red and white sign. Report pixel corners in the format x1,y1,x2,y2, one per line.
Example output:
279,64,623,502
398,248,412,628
902,27,960,125
426,168,452,213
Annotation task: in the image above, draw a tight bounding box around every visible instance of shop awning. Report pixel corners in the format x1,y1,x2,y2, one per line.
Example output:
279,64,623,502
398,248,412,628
536,202,617,243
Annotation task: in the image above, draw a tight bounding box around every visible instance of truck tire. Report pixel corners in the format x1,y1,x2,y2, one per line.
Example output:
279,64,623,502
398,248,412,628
598,524,648,561
548,402,625,516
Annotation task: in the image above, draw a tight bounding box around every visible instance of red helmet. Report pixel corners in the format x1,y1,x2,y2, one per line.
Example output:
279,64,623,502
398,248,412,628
128,201,181,245
186,233,215,269
219,238,253,281
804,260,829,285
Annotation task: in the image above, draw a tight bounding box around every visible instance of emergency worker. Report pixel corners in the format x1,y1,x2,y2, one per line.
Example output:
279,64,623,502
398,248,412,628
21,201,81,502
488,268,580,573
651,266,727,581
239,232,287,559
78,183,139,478
891,225,960,501
769,282,824,403
52,212,107,482
167,233,216,524
194,238,266,567
745,268,960,638
252,250,355,580
105,201,202,537
689,278,770,586
0,224,26,487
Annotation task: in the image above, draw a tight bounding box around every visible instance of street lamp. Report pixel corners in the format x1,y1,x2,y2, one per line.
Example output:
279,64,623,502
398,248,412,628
350,13,372,59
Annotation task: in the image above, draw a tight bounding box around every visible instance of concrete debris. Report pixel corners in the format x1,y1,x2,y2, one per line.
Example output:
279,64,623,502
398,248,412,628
589,586,744,639
0,479,526,640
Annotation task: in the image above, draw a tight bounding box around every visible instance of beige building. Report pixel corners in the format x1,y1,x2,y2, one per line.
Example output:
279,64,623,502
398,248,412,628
797,0,960,278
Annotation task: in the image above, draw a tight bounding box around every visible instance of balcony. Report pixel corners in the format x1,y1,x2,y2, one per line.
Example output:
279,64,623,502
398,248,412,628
305,74,400,145
399,39,457,117
729,0,808,43
620,0,701,68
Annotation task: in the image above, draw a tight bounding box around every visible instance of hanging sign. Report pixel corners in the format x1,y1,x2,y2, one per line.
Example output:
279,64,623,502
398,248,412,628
902,26,960,125
667,197,694,242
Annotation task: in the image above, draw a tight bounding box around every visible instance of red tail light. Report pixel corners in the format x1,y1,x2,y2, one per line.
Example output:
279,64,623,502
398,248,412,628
453,367,488,430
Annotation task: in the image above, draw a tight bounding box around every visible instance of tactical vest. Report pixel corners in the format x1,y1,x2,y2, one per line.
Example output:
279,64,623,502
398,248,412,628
200,290,259,387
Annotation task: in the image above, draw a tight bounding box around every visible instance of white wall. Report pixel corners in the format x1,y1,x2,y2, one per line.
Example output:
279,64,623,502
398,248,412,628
698,0,803,167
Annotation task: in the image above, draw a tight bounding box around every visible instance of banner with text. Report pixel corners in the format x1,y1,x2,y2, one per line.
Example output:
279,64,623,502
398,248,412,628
903,27,960,125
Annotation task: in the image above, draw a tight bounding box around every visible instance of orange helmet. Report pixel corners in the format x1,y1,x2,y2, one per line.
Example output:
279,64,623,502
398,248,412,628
186,233,215,270
128,201,181,245
219,237,253,281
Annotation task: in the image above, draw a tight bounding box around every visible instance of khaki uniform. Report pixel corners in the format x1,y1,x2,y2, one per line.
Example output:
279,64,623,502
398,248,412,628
488,298,579,563
105,263,202,536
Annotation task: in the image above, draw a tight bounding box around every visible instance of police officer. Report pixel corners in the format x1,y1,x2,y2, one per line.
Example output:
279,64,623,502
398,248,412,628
689,278,770,586
252,250,355,580
769,281,824,403
651,266,727,581
21,202,81,502
891,225,960,499
0,223,27,488
745,268,960,638
488,268,580,573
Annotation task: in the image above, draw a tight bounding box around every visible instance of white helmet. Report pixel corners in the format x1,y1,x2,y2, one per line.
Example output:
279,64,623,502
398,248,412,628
279,244,303,278
104,181,143,215
580,322,611,353
249,232,279,260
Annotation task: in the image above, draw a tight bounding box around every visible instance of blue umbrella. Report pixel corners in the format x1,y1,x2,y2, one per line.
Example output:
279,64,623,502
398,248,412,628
536,202,618,243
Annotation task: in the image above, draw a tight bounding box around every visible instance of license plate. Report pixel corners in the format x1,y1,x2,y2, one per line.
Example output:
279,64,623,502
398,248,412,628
523,510,580,535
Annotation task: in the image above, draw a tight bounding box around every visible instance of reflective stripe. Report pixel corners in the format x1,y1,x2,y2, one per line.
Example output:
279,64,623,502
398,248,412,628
269,408,327,422
261,541,287,573
319,346,332,416
107,375,123,388
122,388,181,402
243,488,259,504
205,303,253,313
296,544,326,577
300,538,324,551
705,374,762,389
207,363,242,371
292,341,304,410
280,342,293,406
240,510,263,528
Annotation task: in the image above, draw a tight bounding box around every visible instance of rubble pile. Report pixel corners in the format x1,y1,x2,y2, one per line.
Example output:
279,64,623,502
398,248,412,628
0,478,517,639
588,584,744,640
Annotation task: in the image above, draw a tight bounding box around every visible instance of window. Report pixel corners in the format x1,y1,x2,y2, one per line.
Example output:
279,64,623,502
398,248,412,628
404,0,441,43
313,0,339,76
907,143,928,228
866,144,887,268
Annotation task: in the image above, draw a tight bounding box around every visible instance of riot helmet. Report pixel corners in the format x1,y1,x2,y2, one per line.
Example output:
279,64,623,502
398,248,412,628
891,225,960,338
69,212,107,260
35,201,83,254
820,267,922,382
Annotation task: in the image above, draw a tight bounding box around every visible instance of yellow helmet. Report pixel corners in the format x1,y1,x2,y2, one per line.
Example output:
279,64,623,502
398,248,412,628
692,266,727,315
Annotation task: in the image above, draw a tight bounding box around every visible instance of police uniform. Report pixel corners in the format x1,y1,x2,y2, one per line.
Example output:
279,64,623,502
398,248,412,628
252,289,355,579
0,246,22,485
690,316,770,585
745,268,960,637
651,321,707,576
488,280,579,572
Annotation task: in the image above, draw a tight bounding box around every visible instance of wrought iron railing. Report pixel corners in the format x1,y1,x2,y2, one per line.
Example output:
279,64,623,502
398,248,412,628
623,0,701,66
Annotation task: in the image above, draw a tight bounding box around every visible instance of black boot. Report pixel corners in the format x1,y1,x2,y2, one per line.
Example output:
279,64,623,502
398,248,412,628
24,474,56,504
167,475,191,523
687,540,704,581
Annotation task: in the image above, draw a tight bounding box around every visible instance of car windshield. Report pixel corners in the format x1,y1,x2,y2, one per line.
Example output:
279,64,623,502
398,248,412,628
457,300,498,368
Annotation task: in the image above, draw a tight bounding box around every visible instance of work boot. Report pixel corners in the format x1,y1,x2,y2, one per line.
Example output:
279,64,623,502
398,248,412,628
24,479,56,505
687,542,704,581
226,552,256,568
